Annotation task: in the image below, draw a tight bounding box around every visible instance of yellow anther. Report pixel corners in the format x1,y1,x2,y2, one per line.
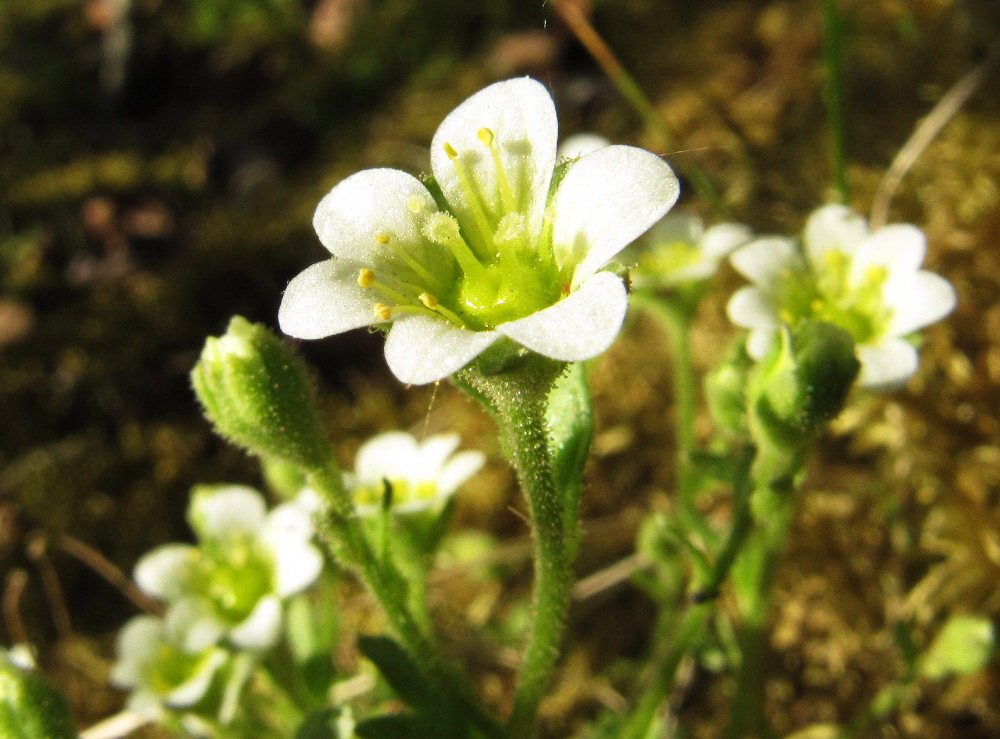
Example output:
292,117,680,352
374,303,392,321
375,233,391,244
407,195,426,214
358,268,376,288
811,299,824,313
419,292,438,309
477,127,495,147
443,142,458,159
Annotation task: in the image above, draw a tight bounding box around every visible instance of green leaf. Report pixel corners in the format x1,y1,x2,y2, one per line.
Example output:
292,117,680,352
0,660,76,739
920,614,995,680
356,636,447,715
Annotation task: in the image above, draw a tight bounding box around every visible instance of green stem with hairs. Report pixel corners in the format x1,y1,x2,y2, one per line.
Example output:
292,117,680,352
458,356,581,737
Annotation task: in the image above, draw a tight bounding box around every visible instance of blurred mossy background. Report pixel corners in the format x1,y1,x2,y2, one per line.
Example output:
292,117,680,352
2,0,1000,735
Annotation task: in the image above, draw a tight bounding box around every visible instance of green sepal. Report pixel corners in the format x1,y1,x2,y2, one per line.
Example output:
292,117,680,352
356,636,451,719
0,659,76,739
704,338,754,435
191,316,331,468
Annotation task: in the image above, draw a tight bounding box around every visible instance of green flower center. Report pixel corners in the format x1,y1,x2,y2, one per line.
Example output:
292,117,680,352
191,536,275,623
640,239,701,276
777,250,892,344
148,643,217,698
356,127,566,332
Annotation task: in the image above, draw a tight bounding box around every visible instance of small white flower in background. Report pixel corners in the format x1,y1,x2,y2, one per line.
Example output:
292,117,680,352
630,210,751,288
133,485,324,652
727,204,957,389
344,431,485,515
557,132,610,160
110,612,229,716
279,78,679,384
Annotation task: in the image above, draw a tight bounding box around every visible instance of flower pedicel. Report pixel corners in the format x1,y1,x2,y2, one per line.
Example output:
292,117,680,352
279,78,679,383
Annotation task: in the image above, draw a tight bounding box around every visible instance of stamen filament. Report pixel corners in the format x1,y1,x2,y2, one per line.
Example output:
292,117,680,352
419,292,466,327
443,141,496,259
377,234,447,292
479,127,518,214
423,213,489,281
390,304,463,327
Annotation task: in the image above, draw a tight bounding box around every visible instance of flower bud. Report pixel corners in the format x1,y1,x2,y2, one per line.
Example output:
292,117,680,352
748,321,859,452
0,650,76,738
191,316,330,468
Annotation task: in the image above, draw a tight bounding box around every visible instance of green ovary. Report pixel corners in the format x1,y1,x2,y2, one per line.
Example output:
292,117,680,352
194,539,275,623
447,254,563,331
355,479,439,508
777,255,892,345
148,644,216,697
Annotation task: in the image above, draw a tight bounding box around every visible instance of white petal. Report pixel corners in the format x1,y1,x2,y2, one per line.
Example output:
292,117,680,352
229,596,282,650
701,222,753,260
111,616,164,688
557,133,610,160
856,338,919,389
263,502,315,544
271,541,324,597
849,224,926,284
188,485,266,541
552,146,679,287
431,78,558,239
413,434,462,480
278,259,381,340
384,316,499,384
746,328,777,360
313,168,449,271
167,598,226,652
436,450,486,497
354,431,421,483
165,651,226,708
726,286,780,331
804,204,868,265
134,545,196,601
729,237,801,285
884,271,957,336
497,270,628,360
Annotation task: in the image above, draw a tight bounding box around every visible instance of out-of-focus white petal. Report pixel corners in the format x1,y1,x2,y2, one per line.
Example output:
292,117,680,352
271,541,324,597
856,338,919,389
436,450,486,497
168,598,226,653
278,260,380,340
746,328,777,360
729,237,801,285
164,650,226,708
884,271,957,336
804,203,868,264
384,316,498,385
111,616,163,688
313,168,447,272
188,486,266,541
431,78,557,239
701,222,753,260
229,596,282,650
552,146,679,286
134,545,196,601
645,210,703,248
355,431,421,483
557,133,610,160
497,271,628,360
413,434,462,480
849,224,926,284
726,287,780,330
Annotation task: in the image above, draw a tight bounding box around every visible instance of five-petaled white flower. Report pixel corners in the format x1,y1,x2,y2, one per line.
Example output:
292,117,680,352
110,612,229,717
726,204,957,389
133,485,324,652
344,431,484,515
631,210,751,288
279,78,679,384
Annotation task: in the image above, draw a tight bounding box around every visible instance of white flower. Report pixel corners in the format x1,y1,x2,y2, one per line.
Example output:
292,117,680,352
110,613,229,716
133,485,324,651
727,204,957,389
345,431,484,515
631,210,751,287
279,77,679,384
